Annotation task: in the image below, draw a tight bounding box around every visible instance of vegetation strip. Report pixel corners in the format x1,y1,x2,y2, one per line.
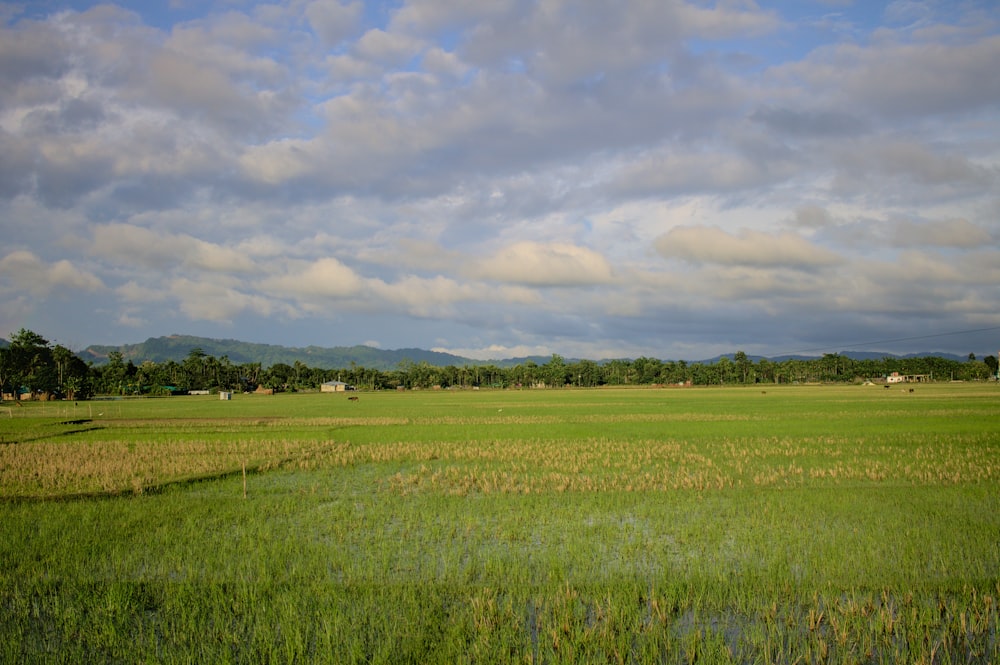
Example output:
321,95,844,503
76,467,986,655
2,328,997,401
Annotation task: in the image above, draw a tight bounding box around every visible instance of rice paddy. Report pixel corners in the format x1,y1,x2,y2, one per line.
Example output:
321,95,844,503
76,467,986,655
1,383,998,663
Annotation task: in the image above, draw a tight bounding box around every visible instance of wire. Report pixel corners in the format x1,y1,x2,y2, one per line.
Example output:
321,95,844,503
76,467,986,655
785,325,1000,356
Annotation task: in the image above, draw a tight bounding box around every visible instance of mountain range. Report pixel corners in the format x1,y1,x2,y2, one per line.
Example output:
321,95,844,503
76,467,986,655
80,335,477,371
76,335,974,370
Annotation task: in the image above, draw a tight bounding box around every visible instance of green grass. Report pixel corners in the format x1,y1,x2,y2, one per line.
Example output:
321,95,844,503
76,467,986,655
1,384,998,663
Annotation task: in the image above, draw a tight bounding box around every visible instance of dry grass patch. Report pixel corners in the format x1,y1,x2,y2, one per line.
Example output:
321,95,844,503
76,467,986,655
0,438,331,498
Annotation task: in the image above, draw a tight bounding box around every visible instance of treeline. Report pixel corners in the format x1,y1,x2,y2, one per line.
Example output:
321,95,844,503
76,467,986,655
1,329,997,400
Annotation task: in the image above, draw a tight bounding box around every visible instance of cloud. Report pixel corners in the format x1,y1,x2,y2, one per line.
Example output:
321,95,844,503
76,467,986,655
750,106,867,137
460,0,778,79
609,149,792,198
654,227,843,269
261,257,365,299
888,218,992,248
305,0,363,47
239,139,316,185
432,342,555,362
354,28,425,65
0,251,104,296
884,0,936,29
366,238,465,273
147,51,247,118
117,280,168,304
769,33,1000,118
420,47,471,78
0,14,73,90
369,275,479,313
830,140,994,196
472,242,615,286
90,224,256,274
791,206,838,229
169,277,282,322
116,309,148,328
825,249,994,318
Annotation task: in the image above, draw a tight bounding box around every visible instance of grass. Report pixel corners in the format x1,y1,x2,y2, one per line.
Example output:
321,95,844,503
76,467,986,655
0,383,998,663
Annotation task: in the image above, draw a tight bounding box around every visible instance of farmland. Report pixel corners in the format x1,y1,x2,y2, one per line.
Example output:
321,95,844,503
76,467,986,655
1,384,998,663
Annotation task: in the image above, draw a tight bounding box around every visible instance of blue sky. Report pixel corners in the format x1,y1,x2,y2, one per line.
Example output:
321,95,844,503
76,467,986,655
1,0,998,361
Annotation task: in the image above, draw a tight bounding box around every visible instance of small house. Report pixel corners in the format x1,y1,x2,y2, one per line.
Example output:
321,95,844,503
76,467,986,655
321,381,350,392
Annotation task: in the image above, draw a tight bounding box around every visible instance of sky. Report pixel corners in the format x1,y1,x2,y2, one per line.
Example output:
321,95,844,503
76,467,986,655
1,0,999,362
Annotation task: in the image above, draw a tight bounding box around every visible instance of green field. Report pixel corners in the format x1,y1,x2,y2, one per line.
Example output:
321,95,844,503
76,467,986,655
1,384,998,663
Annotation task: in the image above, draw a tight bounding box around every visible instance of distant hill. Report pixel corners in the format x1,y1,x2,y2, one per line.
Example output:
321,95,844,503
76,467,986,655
81,335,474,371
490,355,559,368
705,351,969,364
78,335,981,370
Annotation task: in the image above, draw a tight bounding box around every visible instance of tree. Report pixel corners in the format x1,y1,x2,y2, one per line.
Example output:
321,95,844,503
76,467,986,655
266,363,295,391
821,353,844,382
542,354,568,388
733,351,752,384
664,360,689,385
100,351,128,395
632,357,662,384
716,356,733,385
963,360,991,381
52,344,91,399
756,358,775,384
293,360,308,388
4,329,57,398
0,342,13,398
510,360,538,388
603,359,631,386
567,359,601,387
480,364,505,388
241,362,262,391
182,348,208,391
984,355,998,379
690,362,718,386
409,361,437,389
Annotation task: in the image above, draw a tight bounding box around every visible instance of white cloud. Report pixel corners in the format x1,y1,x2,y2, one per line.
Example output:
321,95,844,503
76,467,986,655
610,148,793,197
369,274,539,318
90,224,256,274
369,274,476,310
116,280,167,303
420,47,471,79
888,218,992,248
117,309,148,328
354,28,425,65
654,227,843,269
305,0,363,47
261,257,365,299
0,251,104,296
433,342,554,362
239,138,316,184
364,238,464,273
169,277,282,322
768,33,1000,118
472,241,615,286
829,140,994,195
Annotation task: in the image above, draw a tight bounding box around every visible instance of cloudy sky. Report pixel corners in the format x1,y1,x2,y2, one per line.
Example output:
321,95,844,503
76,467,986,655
2,0,999,361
